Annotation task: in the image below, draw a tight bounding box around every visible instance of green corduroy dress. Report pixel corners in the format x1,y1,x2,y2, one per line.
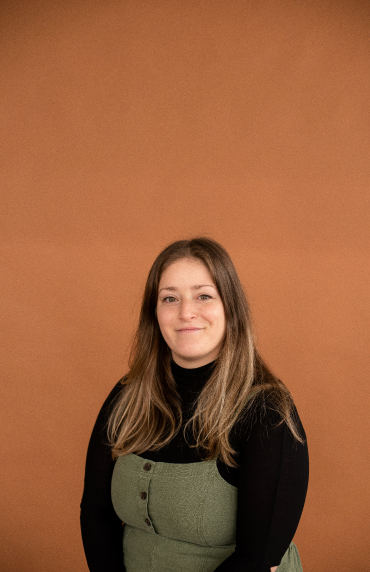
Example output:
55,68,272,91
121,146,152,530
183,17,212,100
111,453,303,572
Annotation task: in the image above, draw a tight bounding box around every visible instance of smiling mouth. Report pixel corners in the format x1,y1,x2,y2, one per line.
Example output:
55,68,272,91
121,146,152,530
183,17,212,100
177,328,203,332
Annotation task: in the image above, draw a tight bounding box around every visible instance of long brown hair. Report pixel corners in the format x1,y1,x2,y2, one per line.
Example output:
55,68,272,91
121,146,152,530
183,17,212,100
108,237,303,466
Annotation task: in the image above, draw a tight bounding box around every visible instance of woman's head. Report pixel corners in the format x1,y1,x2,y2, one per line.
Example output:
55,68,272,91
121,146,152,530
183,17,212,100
157,257,226,368
108,237,302,464
139,237,254,370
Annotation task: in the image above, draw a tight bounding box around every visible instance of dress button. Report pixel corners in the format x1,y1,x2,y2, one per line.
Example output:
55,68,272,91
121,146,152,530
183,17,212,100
145,518,151,526
143,463,152,472
140,492,147,500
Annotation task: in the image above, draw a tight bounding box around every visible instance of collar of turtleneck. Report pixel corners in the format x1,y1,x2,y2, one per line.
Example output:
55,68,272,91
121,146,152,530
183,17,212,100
170,359,216,417
170,359,216,392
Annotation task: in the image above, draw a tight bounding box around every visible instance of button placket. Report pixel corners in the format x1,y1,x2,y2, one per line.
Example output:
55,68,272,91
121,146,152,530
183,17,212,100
138,460,155,533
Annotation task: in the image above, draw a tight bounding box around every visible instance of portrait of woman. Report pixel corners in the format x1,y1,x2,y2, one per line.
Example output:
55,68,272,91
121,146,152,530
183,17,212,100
80,236,309,572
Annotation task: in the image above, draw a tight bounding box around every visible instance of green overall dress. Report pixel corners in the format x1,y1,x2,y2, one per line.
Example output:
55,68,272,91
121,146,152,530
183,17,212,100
111,453,303,572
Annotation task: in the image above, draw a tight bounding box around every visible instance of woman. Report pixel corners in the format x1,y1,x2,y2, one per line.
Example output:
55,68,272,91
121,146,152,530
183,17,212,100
80,237,309,572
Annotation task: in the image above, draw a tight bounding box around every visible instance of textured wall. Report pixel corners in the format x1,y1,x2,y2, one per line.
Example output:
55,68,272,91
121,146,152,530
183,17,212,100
1,1,369,571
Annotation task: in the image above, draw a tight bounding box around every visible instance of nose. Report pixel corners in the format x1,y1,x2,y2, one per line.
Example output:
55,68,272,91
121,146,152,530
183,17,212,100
178,299,197,321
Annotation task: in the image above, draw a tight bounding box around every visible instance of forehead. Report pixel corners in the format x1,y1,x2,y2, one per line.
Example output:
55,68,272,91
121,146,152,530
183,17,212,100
159,258,214,286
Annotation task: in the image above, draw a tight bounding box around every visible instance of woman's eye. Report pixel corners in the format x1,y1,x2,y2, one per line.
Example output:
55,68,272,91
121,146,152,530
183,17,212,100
199,294,211,300
163,296,177,303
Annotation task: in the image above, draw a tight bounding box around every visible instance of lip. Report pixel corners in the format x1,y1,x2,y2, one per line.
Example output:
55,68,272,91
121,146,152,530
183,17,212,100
176,328,203,332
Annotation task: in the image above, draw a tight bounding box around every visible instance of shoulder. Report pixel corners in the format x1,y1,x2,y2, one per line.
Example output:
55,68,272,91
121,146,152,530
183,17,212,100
237,387,282,427
92,376,127,433
101,375,127,410
235,386,306,445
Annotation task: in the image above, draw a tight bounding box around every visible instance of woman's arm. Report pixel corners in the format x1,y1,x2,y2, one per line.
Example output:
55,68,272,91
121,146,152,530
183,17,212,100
214,400,309,572
80,380,126,572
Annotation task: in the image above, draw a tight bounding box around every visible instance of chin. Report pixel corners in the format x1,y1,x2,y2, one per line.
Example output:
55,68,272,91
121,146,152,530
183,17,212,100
176,347,207,360
175,352,212,365
176,352,200,361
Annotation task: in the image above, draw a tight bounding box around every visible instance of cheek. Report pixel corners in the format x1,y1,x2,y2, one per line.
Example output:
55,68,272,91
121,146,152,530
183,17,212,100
207,306,226,332
216,306,226,333
157,308,173,332
217,316,227,338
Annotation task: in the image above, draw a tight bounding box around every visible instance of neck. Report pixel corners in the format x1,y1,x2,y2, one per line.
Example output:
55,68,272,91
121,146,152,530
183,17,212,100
171,359,215,389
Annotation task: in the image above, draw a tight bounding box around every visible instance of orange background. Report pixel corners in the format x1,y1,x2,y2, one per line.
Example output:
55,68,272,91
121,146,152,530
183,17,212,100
1,1,369,571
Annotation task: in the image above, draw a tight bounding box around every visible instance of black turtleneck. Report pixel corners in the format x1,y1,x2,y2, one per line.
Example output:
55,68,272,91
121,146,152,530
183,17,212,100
80,361,309,572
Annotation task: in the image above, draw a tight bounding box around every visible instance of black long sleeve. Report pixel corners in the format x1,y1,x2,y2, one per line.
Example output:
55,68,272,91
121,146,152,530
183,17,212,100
80,381,126,572
80,365,309,572
214,407,309,571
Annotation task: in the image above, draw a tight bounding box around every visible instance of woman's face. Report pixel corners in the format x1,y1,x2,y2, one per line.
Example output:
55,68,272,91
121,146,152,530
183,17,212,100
156,258,226,368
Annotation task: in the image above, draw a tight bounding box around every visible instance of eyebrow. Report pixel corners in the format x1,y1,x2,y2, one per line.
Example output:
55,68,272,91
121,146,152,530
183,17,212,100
158,284,216,294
